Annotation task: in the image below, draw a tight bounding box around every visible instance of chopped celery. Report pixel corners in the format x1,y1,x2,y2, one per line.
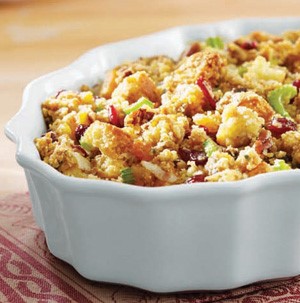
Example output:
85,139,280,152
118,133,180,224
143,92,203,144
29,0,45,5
203,138,219,157
206,36,224,49
124,97,154,115
272,159,291,171
121,167,135,184
267,85,297,118
79,140,93,152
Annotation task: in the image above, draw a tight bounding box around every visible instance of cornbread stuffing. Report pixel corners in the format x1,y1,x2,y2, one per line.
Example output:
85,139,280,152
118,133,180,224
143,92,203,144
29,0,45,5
35,31,300,186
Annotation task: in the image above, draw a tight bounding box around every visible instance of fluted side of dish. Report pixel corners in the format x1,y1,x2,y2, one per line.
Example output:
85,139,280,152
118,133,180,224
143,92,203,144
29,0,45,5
21,166,300,292
5,18,300,292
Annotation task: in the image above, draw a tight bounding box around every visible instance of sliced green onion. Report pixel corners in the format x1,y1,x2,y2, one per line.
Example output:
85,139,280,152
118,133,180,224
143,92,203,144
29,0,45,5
203,138,219,157
272,159,291,171
95,105,103,112
121,167,135,184
79,140,93,152
269,57,279,66
124,97,154,115
206,36,224,49
238,66,248,77
267,85,297,118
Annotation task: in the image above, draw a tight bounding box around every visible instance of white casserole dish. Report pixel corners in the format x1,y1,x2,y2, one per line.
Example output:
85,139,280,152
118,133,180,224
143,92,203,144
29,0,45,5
5,17,300,293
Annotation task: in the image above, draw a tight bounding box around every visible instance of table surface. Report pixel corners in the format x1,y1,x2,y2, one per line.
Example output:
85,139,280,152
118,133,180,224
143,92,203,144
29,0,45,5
1,0,299,192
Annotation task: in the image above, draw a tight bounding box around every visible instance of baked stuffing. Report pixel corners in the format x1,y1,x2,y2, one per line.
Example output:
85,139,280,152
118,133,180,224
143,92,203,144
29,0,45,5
35,31,300,186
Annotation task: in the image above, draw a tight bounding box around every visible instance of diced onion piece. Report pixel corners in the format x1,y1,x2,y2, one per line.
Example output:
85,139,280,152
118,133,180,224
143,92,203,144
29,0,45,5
73,152,91,171
141,161,177,183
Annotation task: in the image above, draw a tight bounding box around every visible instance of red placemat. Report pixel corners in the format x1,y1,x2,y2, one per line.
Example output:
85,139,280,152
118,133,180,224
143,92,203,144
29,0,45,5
1,192,300,303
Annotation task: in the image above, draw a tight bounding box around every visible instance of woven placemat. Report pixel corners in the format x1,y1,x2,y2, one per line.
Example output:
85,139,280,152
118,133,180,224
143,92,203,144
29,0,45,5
1,192,300,303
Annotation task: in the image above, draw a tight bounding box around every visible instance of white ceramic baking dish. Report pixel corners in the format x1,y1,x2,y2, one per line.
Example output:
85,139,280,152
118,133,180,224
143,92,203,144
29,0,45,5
5,17,300,293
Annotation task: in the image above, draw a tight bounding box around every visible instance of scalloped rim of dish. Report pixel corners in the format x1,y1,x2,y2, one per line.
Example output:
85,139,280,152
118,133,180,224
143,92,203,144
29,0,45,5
5,17,300,193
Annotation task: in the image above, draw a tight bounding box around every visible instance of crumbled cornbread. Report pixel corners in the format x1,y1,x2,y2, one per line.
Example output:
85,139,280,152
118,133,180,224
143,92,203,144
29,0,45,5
35,31,300,186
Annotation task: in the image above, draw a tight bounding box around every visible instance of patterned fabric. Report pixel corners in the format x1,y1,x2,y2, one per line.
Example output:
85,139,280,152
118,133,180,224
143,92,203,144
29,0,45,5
1,193,300,303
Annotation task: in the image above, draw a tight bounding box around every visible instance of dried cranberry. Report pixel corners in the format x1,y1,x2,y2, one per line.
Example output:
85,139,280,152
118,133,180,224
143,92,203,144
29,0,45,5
293,79,300,91
199,125,217,141
144,111,155,121
266,117,297,137
132,109,154,125
54,89,66,98
239,41,257,50
75,124,88,142
178,148,208,166
186,174,206,184
183,128,191,139
254,129,273,154
181,42,201,58
198,125,210,135
118,66,133,79
233,87,248,93
123,70,133,78
50,132,58,142
108,105,123,127
196,77,216,110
